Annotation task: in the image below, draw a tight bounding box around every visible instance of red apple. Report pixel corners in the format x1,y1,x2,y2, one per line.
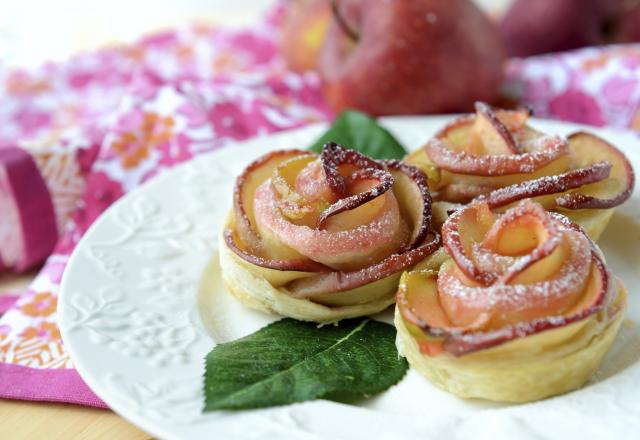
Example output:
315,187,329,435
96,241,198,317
318,0,506,116
614,4,640,43
500,0,640,57
281,0,332,72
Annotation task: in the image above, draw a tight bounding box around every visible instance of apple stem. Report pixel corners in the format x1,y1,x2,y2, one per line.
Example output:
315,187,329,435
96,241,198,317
331,0,359,41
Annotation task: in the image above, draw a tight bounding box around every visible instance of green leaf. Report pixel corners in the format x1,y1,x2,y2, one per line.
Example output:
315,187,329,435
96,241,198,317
203,318,408,411
309,110,407,160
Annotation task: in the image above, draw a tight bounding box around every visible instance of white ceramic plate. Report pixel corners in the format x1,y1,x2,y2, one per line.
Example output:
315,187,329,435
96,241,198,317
59,116,640,440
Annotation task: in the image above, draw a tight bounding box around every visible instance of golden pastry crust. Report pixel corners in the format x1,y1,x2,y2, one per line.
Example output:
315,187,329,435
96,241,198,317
562,208,614,241
395,284,626,402
219,229,397,323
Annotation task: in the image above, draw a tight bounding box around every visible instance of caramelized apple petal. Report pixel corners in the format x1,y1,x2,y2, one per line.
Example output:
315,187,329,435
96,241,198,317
224,229,331,273
441,253,611,356
474,102,519,155
442,202,497,285
384,160,432,250
321,141,384,198
476,162,612,210
557,132,635,209
286,232,441,298
234,149,308,253
272,154,325,221
398,251,611,357
317,167,393,229
426,135,569,176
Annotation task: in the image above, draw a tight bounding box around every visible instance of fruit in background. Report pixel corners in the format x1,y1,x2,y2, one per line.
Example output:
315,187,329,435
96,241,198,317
500,0,606,56
281,0,332,72
615,3,640,43
318,0,506,116
500,0,640,57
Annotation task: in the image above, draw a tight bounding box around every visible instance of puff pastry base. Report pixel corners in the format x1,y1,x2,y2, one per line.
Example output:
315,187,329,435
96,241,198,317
394,284,626,403
218,233,396,323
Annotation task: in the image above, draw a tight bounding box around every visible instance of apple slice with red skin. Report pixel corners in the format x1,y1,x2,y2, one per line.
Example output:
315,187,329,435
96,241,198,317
252,148,406,270
288,158,436,296
400,201,611,356
320,141,385,198
272,154,324,222
426,134,568,176
479,202,568,285
473,102,520,155
316,142,394,229
383,159,432,251
493,106,533,133
425,104,564,176
441,202,497,285
442,200,574,287
476,162,612,210
557,132,635,209
286,231,440,298
234,149,310,254
475,132,634,211
287,159,436,298
436,202,594,330
397,250,611,357
224,229,331,273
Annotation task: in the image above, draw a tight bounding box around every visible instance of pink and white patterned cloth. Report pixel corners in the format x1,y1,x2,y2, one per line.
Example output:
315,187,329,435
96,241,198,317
0,8,329,407
1,8,640,407
505,45,640,130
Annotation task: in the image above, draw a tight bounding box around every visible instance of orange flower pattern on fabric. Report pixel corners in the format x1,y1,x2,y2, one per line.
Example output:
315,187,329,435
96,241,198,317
0,325,10,356
6,74,51,95
20,321,61,342
19,291,57,318
581,47,640,73
631,108,640,131
1,321,69,367
111,112,175,169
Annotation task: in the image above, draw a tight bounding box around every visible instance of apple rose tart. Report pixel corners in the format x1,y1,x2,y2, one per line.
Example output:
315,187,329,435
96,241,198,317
395,199,627,402
407,102,635,239
220,142,440,323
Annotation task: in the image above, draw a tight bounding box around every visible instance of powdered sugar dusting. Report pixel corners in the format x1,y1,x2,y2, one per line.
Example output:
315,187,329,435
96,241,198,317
426,135,569,176
477,161,611,209
253,168,402,270
438,200,594,329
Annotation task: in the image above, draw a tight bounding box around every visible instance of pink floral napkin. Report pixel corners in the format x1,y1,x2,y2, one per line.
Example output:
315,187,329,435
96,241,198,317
1,8,640,408
0,9,329,407
505,45,640,130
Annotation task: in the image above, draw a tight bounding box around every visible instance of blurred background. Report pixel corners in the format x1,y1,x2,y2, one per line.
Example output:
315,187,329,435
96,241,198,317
1,0,512,68
0,0,273,67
